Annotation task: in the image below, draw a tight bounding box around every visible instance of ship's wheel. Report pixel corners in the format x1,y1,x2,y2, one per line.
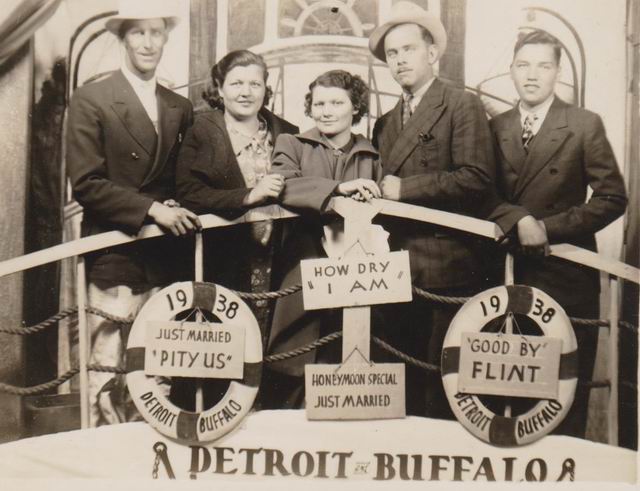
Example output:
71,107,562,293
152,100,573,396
280,0,375,37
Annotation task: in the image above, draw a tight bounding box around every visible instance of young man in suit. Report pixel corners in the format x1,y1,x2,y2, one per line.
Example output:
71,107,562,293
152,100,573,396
368,1,495,417
66,0,200,426
489,31,627,437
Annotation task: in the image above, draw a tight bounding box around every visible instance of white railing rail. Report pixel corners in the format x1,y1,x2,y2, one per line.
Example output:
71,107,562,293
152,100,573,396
1,199,637,284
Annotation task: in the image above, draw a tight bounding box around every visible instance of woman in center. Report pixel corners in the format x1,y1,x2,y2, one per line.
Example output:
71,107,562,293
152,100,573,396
261,69,381,409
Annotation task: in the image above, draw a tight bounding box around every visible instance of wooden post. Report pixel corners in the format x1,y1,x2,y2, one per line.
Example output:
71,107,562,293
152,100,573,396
0,38,31,442
189,0,218,106
194,231,204,413
331,199,384,363
607,277,620,446
76,257,90,429
504,253,514,418
439,0,466,85
194,231,204,284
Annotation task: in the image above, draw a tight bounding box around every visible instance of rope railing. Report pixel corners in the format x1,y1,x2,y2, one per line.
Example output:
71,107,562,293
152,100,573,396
1,285,637,337
0,284,634,396
0,332,627,395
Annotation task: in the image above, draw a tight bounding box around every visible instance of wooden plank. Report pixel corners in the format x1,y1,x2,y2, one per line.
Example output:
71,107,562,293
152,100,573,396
0,37,31,443
189,0,217,105
607,277,620,446
550,244,639,285
504,252,515,418
76,258,89,429
378,199,498,239
194,231,204,413
330,200,383,363
0,199,637,286
342,307,371,363
439,0,466,86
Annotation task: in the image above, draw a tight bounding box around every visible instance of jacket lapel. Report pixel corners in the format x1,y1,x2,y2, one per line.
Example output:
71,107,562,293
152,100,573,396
141,86,182,187
109,70,157,157
210,110,246,184
341,134,379,181
263,108,287,141
380,100,402,161
514,97,570,197
297,128,335,179
495,107,527,180
384,78,446,176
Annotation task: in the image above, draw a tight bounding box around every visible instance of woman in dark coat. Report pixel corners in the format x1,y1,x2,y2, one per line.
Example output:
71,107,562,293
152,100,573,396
175,50,297,410
177,50,298,328
260,70,382,409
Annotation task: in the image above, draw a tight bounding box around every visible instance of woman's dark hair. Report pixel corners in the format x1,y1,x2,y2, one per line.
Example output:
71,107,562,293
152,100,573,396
202,50,273,110
304,70,369,125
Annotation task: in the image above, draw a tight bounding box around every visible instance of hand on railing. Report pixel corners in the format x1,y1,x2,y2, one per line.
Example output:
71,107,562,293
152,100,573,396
147,202,202,236
243,174,285,206
380,175,401,201
517,215,550,256
336,178,381,202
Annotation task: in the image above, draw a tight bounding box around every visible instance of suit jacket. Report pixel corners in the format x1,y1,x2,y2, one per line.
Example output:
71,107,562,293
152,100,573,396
66,70,194,287
488,97,627,305
373,78,495,288
176,107,298,291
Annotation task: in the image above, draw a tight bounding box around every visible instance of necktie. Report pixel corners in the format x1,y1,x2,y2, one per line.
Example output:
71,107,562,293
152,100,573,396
522,113,538,152
402,93,414,127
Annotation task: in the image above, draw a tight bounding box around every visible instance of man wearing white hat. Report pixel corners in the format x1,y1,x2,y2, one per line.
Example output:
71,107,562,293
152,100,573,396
66,0,200,426
369,1,495,417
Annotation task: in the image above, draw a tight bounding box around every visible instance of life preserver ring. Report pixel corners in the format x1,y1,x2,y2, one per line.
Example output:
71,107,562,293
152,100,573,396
125,282,262,443
441,285,577,447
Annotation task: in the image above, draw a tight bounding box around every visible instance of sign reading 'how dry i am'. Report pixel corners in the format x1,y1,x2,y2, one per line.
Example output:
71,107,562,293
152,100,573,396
300,250,412,310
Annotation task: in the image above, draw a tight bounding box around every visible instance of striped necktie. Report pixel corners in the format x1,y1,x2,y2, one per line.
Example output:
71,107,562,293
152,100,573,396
402,93,414,127
522,113,538,152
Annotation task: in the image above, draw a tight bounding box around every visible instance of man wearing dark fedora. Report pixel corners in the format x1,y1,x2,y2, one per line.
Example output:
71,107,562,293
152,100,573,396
369,1,495,417
66,0,200,426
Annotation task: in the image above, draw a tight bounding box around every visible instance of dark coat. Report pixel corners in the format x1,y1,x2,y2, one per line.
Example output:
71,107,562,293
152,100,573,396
267,130,381,376
372,78,495,289
273,128,382,211
488,97,628,306
66,70,193,286
176,107,298,291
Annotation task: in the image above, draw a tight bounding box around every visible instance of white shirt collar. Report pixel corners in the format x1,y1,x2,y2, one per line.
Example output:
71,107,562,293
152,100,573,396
518,95,554,133
121,63,157,92
120,64,159,131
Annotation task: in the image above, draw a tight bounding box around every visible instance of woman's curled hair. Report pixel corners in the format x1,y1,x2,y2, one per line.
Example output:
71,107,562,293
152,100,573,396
304,70,369,125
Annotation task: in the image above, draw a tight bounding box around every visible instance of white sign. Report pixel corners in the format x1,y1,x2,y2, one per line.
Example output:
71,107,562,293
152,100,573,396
144,321,245,379
458,332,562,399
305,363,405,420
300,251,412,310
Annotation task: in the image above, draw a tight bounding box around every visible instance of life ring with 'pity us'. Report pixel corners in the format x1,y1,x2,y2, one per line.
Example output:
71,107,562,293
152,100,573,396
125,281,262,443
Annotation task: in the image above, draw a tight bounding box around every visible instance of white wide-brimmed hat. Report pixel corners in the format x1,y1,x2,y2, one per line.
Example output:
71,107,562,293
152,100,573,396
105,0,180,36
368,1,447,62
